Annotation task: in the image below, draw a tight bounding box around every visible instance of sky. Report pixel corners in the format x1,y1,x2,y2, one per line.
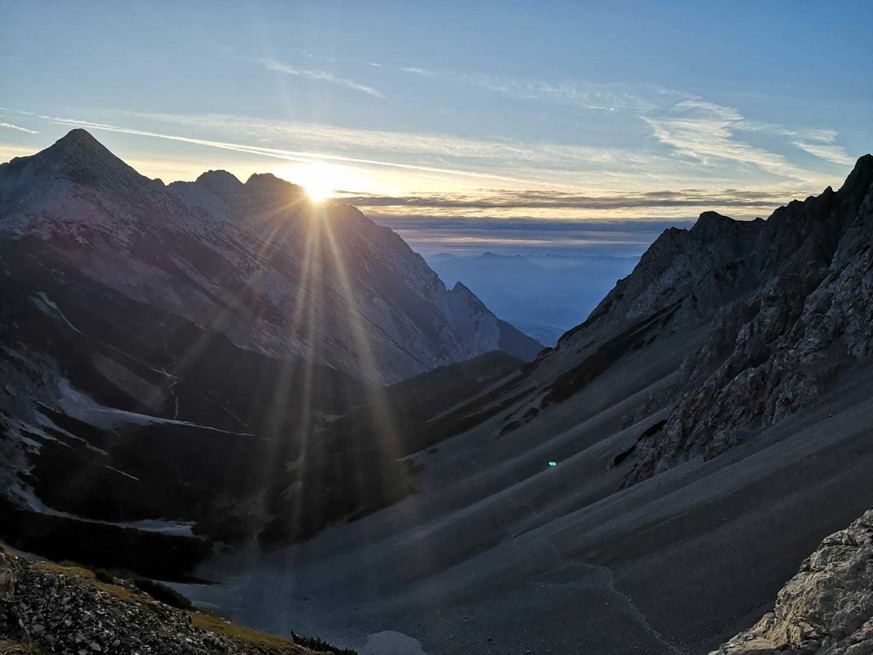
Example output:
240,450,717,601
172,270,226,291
2,1,871,256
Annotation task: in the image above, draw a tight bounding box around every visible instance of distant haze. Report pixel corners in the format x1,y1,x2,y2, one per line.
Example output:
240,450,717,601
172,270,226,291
427,250,640,345
382,217,679,345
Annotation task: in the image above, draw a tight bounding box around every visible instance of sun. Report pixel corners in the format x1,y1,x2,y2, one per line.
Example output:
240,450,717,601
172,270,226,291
274,161,406,204
303,180,335,202
275,162,341,202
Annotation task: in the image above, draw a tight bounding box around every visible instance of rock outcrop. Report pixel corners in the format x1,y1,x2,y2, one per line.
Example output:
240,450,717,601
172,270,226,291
623,155,873,484
711,509,873,655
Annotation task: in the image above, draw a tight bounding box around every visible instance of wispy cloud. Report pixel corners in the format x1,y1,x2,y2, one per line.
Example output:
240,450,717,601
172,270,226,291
400,65,657,112
0,122,38,134
241,51,854,183
396,64,858,179
792,140,856,166
642,99,827,184
268,48,661,112
49,108,678,187
732,121,856,166
258,58,385,98
17,110,536,185
2,103,847,206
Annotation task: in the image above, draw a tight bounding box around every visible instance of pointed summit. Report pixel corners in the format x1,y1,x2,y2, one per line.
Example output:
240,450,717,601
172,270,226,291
46,129,119,163
450,281,488,310
33,128,145,186
838,153,873,199
54,128,103,148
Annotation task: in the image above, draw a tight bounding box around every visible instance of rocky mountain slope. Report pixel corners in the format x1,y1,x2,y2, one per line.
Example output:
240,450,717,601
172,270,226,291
0,131,539,577
621,156,873,484
712,508,873,655
478,154,873,485
0,548,331,655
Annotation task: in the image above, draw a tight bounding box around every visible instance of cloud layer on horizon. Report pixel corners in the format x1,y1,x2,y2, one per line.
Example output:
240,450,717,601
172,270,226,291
373,216,693,258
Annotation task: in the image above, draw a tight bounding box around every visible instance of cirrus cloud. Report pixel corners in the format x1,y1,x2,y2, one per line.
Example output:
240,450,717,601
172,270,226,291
257,58,385,99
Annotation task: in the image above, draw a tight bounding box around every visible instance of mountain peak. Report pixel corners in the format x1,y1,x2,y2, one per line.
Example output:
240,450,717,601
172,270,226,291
450,280,490,311
195,169,244,197
244,173,306,202
64,128,97,140
690,211,737,239
838,153,873,197
197,169,241,185
49,128,113,159
34,128,140,186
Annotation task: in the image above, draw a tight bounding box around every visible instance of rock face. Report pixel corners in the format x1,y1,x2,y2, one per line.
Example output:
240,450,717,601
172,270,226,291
0,549,316,654
528,155,873,486
622,155,873,484
711,509,873,655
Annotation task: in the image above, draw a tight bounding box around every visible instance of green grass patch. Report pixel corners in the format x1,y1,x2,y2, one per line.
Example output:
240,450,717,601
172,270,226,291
33,561,144,605
0,640,45,655
190,613,305,652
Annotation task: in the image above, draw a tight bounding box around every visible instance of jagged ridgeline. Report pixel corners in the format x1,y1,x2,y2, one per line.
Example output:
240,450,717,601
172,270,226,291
0,130,540,576
489,153,873,487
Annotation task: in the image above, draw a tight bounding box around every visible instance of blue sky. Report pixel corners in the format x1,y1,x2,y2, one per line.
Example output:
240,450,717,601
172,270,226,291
2,1,871,253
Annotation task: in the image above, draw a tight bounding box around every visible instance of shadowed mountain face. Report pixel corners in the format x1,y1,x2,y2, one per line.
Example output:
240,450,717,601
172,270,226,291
446,156,873,465
571,155,873,485
177,157,873,655
0,130,539,575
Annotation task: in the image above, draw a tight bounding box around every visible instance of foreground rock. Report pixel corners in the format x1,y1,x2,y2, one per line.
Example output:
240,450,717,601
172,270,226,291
0,549,319,655
712,509,873,655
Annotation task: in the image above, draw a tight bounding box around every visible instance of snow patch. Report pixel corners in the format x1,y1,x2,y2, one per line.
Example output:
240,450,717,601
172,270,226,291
34,410,108,456
105,465,140,482
33,292,83,334
57,378,253,436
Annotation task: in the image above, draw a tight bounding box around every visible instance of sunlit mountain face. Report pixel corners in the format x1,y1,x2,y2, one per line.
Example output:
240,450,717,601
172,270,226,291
1,2,872,655
0,131,542,569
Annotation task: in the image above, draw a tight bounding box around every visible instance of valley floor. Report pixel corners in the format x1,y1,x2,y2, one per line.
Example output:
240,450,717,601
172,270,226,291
177,334,873,654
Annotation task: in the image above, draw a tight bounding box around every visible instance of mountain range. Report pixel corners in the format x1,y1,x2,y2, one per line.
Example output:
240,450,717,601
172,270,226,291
0,129,540,384
0,130,539,575
1,131,871,655
179,154,873,654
